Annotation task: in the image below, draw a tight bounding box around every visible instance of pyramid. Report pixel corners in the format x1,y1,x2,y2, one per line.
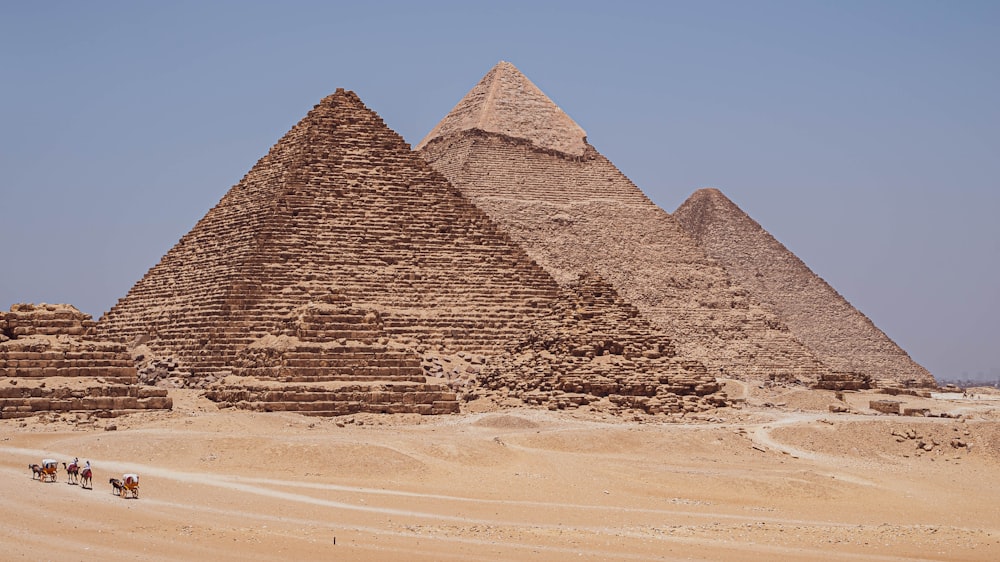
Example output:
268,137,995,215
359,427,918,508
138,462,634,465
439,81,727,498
98,88,721,415
418,61,829,382
674,188,935,387
1,303,171,419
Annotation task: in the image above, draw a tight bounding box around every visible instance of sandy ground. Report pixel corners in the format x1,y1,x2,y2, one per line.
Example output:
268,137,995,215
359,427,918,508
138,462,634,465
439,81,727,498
3,385,1000,561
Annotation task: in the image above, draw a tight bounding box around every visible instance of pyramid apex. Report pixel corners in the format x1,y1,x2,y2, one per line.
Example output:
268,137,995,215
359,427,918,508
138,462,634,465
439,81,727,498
320,88,361,105
674,187,742,214
686,187,733,205
689,187,725,198
417,62,588,156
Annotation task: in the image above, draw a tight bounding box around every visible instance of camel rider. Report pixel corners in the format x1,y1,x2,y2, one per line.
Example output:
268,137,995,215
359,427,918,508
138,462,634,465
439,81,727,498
83,460,91,473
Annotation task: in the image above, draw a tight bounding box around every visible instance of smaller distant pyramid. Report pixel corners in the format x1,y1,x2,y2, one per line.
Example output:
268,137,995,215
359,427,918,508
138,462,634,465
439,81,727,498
674,188,935,387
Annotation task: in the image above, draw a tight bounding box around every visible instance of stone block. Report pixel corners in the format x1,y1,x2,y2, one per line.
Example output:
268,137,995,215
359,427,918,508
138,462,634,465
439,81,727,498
870,400,901,415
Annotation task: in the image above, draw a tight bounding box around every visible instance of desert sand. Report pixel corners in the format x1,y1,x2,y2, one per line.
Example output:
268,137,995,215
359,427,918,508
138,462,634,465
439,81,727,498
3,385,999,561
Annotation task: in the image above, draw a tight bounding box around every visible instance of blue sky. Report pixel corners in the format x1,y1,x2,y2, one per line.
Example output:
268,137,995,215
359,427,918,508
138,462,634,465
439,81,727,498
1,1,997,381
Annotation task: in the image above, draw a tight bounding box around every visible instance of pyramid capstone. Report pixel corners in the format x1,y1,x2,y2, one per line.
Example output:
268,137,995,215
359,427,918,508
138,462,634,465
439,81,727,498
417,61,588,157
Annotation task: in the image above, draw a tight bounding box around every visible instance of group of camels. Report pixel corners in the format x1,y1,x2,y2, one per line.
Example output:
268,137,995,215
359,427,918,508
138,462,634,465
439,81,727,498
28,459,137,498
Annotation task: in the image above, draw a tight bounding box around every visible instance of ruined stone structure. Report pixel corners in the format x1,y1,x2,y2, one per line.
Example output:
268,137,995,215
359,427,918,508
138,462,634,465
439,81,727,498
1,304,171,418
99,89,720,415
204,294,457,415
674,188,934,387
480,273,724,414
418,61,827,382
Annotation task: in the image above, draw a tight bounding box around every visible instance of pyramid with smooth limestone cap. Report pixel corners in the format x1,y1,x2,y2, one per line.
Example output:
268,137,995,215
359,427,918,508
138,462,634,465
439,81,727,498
419,61,830,383
416,61,589,157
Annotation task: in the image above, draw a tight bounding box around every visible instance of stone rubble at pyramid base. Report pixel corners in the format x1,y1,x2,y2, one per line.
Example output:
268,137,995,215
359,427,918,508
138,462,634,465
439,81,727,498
0,304,172,419
484,380,728,416
203,378,460,416
454,273,731,415
191,276,733,416
0,297,934,419
811,372,873,391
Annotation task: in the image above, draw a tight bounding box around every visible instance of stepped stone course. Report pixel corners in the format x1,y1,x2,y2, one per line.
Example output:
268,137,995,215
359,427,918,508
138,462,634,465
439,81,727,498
0,303,171,418
99,88,710,415
674,188,934,387
419,61,828,383
205,294,460,415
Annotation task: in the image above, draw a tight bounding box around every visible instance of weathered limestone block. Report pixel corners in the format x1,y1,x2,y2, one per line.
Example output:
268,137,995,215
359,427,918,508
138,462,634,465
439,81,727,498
870,400,901,415
813,372,872,391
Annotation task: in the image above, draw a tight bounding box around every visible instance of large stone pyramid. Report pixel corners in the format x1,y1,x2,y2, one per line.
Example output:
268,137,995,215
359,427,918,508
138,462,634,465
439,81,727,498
675,188,935,387
418,61,828,382
99,88,721,415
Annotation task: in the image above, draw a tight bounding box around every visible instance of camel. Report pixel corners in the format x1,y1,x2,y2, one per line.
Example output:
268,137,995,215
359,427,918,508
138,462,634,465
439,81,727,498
79,466,93,489
63,461,79,485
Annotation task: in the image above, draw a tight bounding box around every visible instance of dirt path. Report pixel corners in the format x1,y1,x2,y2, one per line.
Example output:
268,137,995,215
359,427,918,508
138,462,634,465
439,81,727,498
3,397,1000,561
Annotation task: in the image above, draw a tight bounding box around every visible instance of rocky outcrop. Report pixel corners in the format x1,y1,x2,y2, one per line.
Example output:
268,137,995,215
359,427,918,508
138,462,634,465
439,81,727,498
870,400,902,415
